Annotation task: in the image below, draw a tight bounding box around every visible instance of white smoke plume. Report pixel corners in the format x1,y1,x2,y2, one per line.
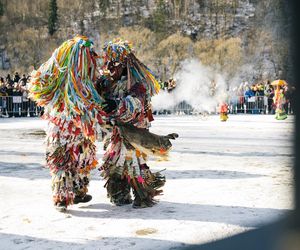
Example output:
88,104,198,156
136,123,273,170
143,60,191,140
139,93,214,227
152,59,228,113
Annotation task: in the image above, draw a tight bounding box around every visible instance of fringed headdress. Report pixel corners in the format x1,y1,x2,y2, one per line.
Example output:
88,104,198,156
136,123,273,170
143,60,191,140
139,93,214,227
102,38,160,98
29,35,105,139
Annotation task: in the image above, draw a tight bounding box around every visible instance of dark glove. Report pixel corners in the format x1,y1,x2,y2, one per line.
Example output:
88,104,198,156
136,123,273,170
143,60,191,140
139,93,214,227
102,99,118,113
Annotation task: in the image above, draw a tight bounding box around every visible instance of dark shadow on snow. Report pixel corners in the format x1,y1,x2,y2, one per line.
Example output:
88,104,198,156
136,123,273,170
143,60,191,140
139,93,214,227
0,161,266,181
183,216,293,250
0,232,188,249
0,161,48,179
172,149,293,158
165,169,265,179
176,136,293,143
69,201,290,228
0,150,44,157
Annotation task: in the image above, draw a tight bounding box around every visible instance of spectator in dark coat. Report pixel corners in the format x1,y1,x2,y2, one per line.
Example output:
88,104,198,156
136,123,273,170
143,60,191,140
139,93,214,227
6,74,13,86
20,74,27,86
13,72,20,83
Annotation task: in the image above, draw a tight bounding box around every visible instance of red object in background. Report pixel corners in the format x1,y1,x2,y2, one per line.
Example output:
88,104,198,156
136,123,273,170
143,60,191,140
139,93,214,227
219,103,228,113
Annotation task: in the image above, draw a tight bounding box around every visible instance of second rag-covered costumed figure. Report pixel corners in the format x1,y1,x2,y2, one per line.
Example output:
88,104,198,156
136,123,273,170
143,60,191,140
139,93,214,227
29,36,106,211
97,39,168,208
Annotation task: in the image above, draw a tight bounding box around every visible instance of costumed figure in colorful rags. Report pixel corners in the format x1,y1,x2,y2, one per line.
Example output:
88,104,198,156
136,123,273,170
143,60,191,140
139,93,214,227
219,102,229,122
96,38,178,208
272,80,288,120
28,35,106,211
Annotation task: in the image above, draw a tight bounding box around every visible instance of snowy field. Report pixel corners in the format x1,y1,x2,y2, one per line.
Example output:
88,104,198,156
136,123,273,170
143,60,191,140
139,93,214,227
0,115,294,249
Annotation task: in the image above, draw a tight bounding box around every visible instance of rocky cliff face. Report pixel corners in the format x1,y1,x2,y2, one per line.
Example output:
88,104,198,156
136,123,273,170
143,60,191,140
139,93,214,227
53,0,256,39
0,0,291,83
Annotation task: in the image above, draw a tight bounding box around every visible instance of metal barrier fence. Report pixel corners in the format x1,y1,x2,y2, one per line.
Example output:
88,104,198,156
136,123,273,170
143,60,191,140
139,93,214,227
228,95,293,114
0,96,43,117
153,96,293,115
0,95,293,118
229,96,268,114
153,102,194,115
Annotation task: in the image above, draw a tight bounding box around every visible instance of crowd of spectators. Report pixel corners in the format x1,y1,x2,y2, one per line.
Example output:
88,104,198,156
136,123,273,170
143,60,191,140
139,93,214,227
0,72,38,117
229,80,294,114
0,73,295,117
158,78,294,115
0,72,29,96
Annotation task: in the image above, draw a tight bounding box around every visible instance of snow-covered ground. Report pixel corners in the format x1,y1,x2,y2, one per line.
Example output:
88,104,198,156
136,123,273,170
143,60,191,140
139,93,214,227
0,115,294,249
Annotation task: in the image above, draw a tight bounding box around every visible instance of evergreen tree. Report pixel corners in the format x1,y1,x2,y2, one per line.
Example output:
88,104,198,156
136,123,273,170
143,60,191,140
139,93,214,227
152,0,168,33
0,1,4,16
48,0,58,36
99,0,110,16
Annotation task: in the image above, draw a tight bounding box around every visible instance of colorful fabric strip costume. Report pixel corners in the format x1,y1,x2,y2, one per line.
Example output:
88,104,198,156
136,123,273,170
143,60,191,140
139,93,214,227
29,35,105,210
97,38,168,208
273,86,287,120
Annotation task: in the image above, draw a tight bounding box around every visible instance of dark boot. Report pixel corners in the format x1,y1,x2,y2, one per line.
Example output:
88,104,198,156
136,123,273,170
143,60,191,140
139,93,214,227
73,175,91,204
106,175,132,206
132,188,155,209
112,192,132,206
74,194,92,204
132,168,166,209
54,200,67,212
